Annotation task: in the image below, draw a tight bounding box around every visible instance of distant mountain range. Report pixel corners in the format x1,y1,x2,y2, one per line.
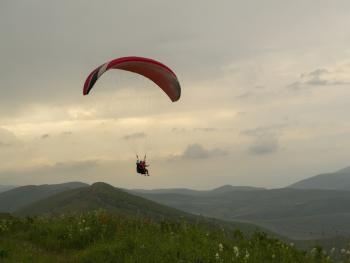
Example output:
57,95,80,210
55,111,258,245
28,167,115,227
134,187,350,239
131,185,264,196
2,166,350,241
11,182,259,238
289,167,350,190
0,182,88,212
15,182,188,218
0,185,17,193
130,166,350,240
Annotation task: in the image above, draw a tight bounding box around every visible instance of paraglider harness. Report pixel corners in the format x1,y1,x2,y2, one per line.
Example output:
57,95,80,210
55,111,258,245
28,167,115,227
136,155,149,176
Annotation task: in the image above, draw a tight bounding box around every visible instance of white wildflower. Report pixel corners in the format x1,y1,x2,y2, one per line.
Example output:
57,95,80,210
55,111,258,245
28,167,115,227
215,252,220,260
310,247,317,255
341,248,346,254
219,243,223,252
233,246,239,257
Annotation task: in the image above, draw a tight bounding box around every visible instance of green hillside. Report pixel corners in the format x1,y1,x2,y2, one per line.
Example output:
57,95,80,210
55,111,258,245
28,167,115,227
15,182,190,220
14,182,262,236
0,182,88,213
0,211,335,263
0,185,17,194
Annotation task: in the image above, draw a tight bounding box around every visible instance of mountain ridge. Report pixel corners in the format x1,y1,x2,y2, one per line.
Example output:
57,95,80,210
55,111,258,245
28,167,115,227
0,181,88,212
289,167,350,190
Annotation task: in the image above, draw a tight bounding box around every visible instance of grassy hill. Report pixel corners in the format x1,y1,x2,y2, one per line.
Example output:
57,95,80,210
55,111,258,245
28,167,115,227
0,211,335,262
14,182,262,236
14,182,272,239
15,182,190,219
134,187,350,240
0,182,88,213
2,182,349,261
289,167,350,190
0,185,17,194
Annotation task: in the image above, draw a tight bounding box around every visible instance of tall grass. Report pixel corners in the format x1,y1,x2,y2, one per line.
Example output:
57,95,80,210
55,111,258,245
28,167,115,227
0,211,347,262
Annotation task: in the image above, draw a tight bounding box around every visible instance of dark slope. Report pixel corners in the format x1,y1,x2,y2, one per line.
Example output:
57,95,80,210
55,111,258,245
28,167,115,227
289,167,350,190
0,185,17,193
15,182,191,218
135,187,350,239
14,182,264,237
0,182,88,212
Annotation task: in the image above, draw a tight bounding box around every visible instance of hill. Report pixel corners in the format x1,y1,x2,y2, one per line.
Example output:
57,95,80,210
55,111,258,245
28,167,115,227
289,167,350,190
134,187,350,240
0,185,17,193
15,182,265,238
0,211,333,263
0,182,88,213
15,182,196,219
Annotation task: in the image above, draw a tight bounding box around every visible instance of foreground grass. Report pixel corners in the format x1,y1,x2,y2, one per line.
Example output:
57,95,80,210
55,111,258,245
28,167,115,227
0,211,346,262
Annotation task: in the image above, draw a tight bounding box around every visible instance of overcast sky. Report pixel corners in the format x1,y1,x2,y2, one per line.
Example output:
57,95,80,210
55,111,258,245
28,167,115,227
1,0,350,189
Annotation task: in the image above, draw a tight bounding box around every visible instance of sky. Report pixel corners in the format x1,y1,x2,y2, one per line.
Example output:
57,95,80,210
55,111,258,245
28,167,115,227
1,0,350,189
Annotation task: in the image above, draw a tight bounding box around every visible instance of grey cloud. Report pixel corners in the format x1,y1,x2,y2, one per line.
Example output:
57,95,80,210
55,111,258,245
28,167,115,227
61,131,73,136
0,128,19,146
50,160,99,173
0,159,100,180
122,132,146,140
236,91,253,99
0,159,100,186
171,128,219,134
288,68,350,89
241,125,284,156
4,0,346,115
171,128,189,133
248,135,280,155
180,144,229,159
0,141,12,147
241,123,287,137
193,128,218,132
41,134,50,139
287,81,302,90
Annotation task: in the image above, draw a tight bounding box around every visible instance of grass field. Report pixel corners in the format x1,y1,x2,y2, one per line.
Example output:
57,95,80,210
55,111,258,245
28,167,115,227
1,211,347,262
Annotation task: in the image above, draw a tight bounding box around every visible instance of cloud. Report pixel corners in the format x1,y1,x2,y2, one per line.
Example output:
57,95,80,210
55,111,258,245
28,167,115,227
177,143,229,159
0,128,19,147
0,141,12,147
248,135,279,155
241,124,287,137
193,128,218,132
0,159,100,180
49,160,99,173
235,91,253,99
61,131,72,136
288,68,350,89
122,132,147,140
41,134,50,139
241,125,285,156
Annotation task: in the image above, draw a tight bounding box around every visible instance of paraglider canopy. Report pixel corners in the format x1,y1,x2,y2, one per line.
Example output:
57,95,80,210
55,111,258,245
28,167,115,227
83,56,181,102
